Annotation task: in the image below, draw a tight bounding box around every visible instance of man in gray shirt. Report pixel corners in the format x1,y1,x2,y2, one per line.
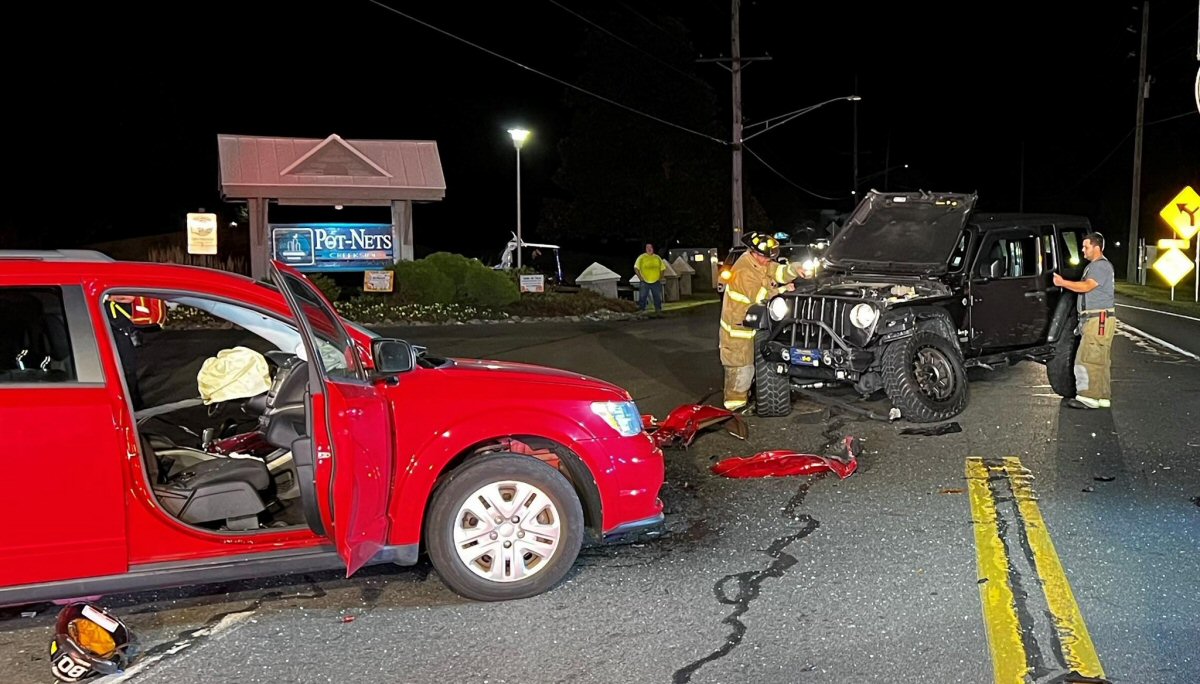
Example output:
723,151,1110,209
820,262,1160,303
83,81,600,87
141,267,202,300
1053,232,1116,409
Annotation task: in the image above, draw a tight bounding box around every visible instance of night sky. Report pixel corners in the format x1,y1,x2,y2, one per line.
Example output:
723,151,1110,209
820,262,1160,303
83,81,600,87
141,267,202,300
4,1,1196,272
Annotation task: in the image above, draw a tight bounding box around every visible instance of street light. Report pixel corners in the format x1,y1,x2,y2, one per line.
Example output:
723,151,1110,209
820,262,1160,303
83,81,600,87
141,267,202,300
858,163,910,190
507,128,530,269
730,95,860,248
740,95,861,144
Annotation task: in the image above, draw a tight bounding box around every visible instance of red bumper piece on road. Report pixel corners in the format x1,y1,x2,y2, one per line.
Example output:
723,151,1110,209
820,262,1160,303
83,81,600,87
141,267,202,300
643,404,748,449
711,450,858,479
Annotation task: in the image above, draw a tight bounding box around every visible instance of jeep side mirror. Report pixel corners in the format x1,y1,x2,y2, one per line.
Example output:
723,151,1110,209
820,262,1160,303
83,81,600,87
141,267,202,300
988,259,1005,279
371,338,415,374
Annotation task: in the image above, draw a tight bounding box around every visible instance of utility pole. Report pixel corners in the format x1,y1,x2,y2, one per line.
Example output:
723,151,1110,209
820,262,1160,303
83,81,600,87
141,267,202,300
1127,1,1150,283
699,0,770,249
731,2,744,249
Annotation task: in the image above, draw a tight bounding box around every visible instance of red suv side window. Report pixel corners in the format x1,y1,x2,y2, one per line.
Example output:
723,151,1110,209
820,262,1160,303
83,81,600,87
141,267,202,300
0,286,76,383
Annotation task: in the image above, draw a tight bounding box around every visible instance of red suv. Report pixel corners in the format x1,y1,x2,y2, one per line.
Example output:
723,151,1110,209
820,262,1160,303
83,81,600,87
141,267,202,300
0,252,664,602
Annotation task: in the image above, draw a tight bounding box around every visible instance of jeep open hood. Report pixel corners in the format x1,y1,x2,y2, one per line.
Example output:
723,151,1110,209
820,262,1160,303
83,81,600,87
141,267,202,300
825,190,977,275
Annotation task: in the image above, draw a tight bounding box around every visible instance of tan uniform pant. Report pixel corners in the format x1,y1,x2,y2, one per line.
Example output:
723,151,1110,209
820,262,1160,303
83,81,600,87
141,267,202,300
720,333,755,409
1073,315,1115,401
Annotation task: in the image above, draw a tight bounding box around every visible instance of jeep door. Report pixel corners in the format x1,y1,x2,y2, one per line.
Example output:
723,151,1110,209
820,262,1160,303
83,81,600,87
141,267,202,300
271,262,394,576
969,228,1049,350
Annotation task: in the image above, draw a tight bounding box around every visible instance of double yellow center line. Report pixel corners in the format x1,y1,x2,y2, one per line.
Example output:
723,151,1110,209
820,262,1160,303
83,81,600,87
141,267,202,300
966,457,1106,683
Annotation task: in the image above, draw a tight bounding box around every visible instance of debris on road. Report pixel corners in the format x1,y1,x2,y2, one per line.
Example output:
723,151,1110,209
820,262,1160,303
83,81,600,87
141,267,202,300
20,610,37,618
939,488,965,494
790,387,891,421
1093,475,1116,482
643,404,748,448
1082,486,1095,493
710,450,858,479
900,422,962,436
341,615,356,624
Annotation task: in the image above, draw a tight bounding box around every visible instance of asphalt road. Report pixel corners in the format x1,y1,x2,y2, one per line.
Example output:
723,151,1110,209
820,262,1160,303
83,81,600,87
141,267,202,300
1,303,1196,683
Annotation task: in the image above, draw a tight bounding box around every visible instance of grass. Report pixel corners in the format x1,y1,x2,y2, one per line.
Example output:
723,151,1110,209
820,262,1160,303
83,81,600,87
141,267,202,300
1115,281,1200,317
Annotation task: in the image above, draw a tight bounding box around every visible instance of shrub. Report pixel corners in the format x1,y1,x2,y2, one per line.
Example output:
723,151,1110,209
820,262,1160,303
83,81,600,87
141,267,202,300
337,298,507,324
504,290,638,317
306,273,342,302
461,267,520,308
423,252,479,299
390,260,455,304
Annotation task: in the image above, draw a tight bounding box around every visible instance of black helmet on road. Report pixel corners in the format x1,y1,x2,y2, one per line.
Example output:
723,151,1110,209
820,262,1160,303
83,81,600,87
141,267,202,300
49,602,136,681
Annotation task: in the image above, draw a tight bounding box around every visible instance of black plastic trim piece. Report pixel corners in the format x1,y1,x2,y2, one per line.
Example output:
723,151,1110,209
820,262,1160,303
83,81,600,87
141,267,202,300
0,546,345,606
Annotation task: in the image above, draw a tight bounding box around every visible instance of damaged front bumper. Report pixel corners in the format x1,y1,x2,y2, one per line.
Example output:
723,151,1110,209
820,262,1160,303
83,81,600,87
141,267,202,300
750,304,927,382
759,335,876,381
599,512,666,545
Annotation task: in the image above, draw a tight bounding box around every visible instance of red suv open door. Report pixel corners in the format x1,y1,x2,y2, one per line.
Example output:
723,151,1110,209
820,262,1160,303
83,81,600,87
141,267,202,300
271,261,393,575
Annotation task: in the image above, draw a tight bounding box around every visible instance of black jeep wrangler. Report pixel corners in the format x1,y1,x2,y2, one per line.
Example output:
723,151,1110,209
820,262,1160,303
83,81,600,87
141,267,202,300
745,190,1091,423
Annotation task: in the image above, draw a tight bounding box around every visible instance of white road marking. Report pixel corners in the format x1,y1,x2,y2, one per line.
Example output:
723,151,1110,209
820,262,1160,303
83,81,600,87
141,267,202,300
1116,302,1200,323
1118,323,1200,361
95,608,257,682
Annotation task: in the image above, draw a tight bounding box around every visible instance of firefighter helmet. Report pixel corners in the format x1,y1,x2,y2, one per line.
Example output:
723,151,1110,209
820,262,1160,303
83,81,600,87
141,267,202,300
48,602,136,681
744,232,781,260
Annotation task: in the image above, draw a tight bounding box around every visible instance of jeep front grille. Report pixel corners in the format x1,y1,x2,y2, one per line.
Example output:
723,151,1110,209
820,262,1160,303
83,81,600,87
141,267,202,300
786,296,852,349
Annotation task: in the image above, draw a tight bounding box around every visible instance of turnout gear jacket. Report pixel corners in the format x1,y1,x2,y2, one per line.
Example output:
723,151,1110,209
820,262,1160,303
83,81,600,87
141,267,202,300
719,252,799,366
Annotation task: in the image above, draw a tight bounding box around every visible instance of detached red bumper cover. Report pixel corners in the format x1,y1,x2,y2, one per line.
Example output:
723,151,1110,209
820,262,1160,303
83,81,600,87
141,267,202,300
642,404,747,449
711,450,858,479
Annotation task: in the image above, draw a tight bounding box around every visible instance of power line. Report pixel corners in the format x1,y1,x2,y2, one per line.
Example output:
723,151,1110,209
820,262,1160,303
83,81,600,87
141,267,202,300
365,0,727,145
1147,110,1198,125
546,0,710,89
615,1,677,42
743,144,848,202
1054,127,1133,197
1041,111,1193,200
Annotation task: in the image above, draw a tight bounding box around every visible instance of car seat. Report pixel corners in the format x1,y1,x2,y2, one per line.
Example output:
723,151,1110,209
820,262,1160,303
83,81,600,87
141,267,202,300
140,432,272,531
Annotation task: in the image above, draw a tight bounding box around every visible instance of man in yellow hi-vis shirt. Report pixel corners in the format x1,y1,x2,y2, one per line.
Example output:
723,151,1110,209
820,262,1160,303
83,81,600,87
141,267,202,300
720,232,800,411
634,243,668,314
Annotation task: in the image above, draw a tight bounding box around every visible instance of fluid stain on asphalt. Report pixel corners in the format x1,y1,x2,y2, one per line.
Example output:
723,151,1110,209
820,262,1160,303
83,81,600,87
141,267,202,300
672,479,822,683
671,415,854,682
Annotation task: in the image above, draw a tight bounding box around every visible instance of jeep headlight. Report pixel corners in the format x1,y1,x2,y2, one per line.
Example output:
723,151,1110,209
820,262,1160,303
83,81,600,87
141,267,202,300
768,297,791,321
849,303,878,329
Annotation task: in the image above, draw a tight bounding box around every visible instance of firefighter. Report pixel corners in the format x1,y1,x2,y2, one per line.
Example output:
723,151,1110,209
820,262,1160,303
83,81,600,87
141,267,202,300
720,232,801,411
105,295,147,410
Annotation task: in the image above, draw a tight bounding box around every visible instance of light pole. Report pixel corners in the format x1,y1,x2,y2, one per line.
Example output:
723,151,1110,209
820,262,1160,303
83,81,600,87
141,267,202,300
737,95,860,243
507,128,530,269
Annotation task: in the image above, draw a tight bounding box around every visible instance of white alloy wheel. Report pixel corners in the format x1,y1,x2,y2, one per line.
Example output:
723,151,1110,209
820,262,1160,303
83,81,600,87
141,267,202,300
426,452,584,601
453,480,562,582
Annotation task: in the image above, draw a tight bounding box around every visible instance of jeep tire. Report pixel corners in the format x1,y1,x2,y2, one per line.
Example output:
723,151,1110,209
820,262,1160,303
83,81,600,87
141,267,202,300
1046,310,1079,398
754,331,792,417
881,330,969,423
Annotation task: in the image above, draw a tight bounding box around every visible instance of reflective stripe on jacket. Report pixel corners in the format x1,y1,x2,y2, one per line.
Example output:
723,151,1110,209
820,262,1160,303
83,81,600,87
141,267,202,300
720,252,781,348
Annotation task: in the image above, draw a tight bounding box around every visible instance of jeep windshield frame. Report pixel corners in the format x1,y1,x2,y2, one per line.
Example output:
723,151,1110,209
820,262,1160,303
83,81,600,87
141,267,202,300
824,191,978,275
